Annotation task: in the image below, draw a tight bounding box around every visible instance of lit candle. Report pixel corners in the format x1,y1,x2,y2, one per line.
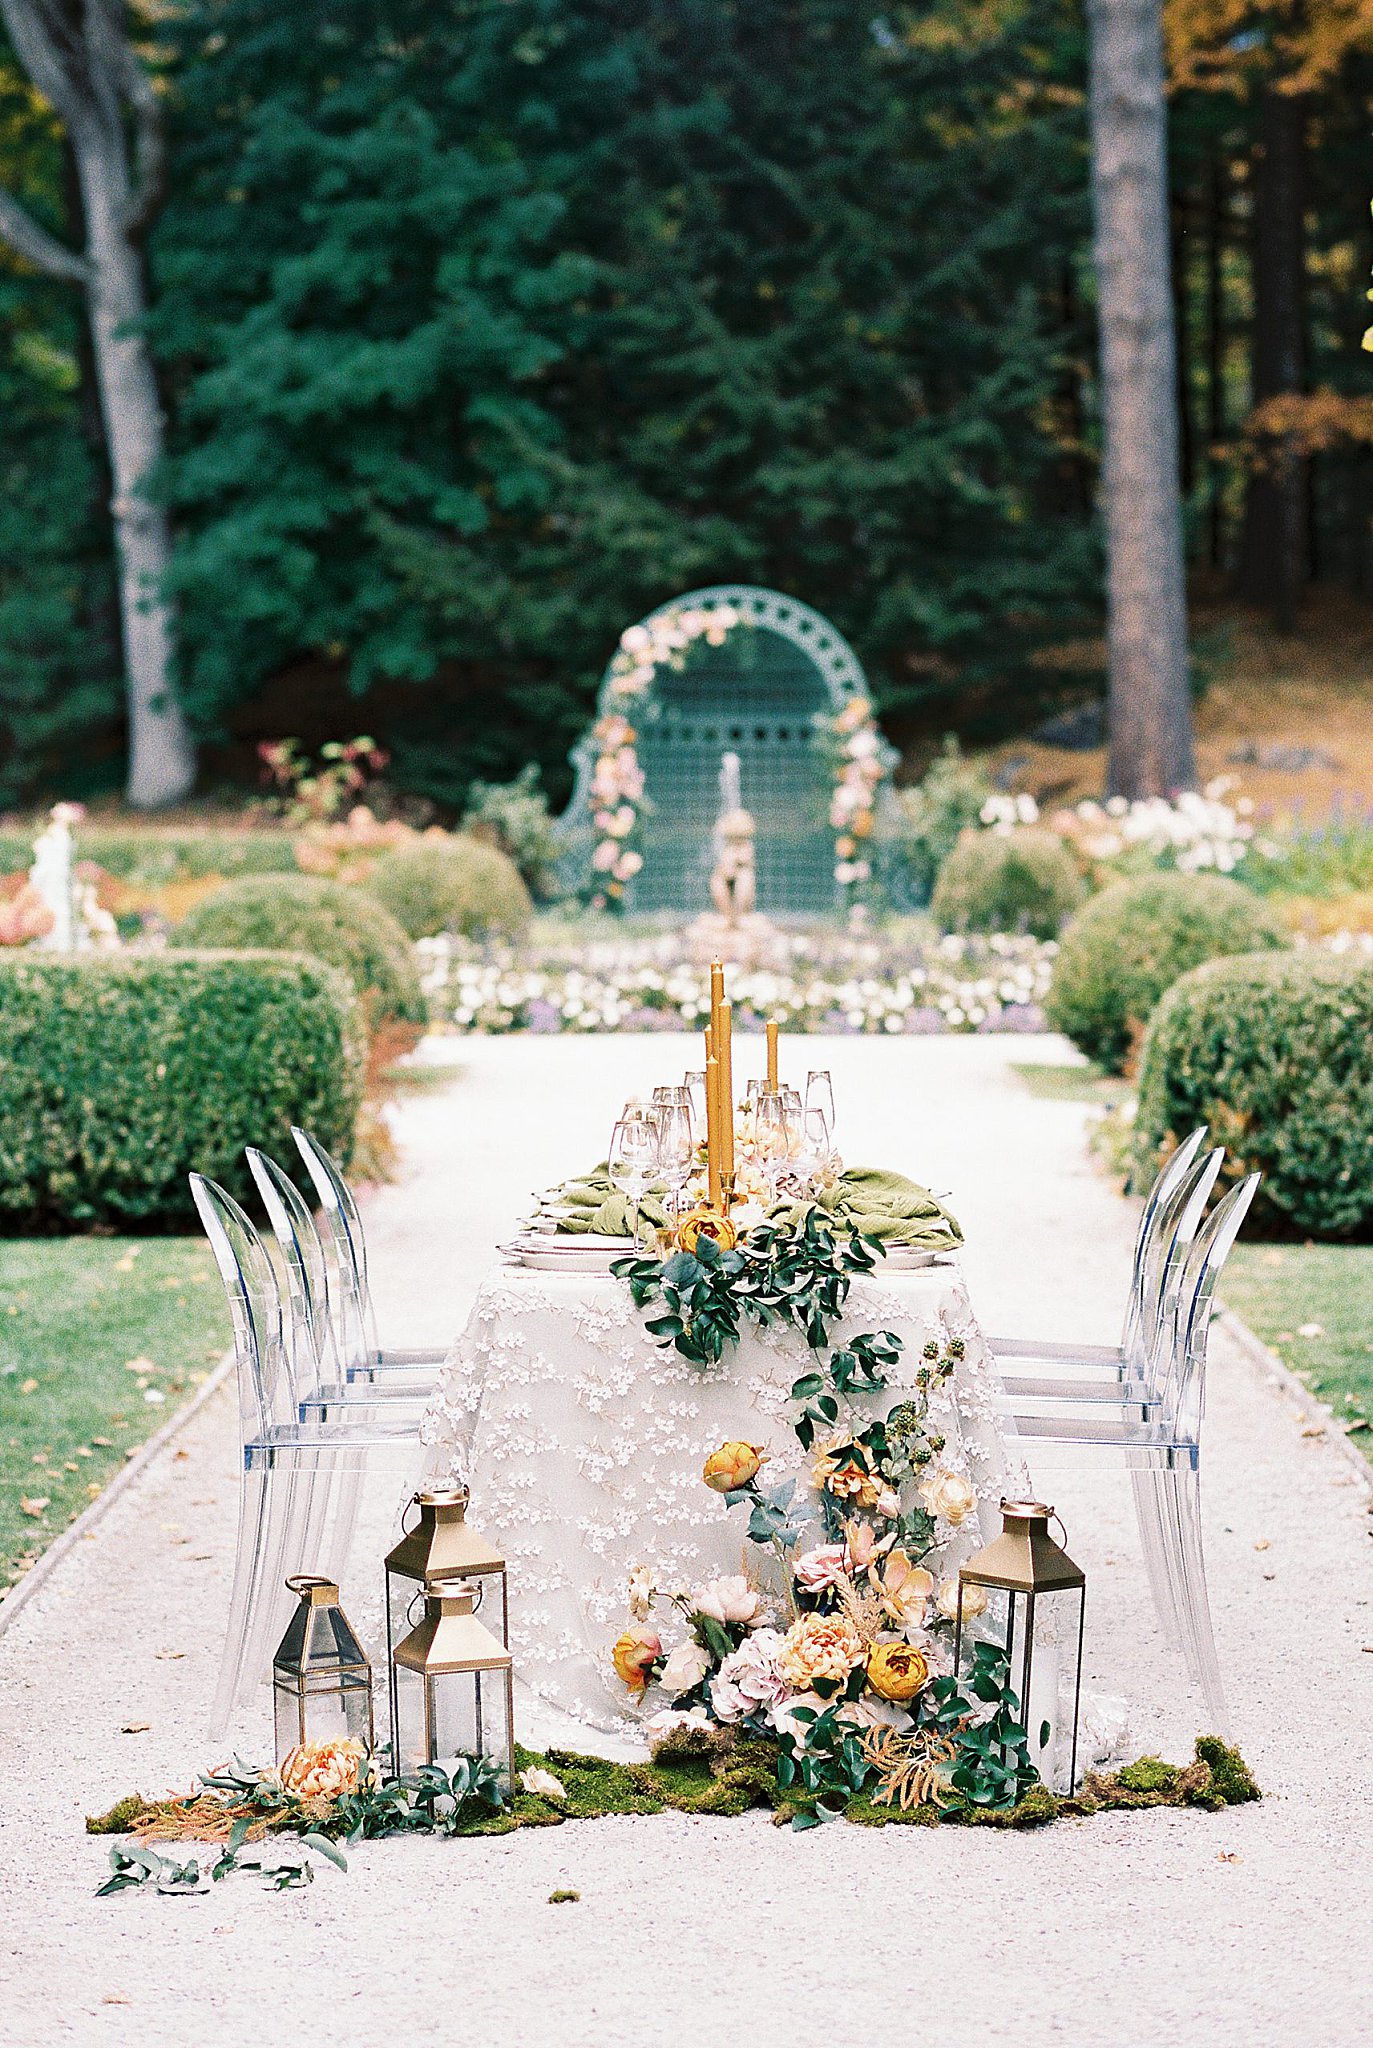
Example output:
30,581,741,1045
766,1019,779,1092
719,1001,734,1181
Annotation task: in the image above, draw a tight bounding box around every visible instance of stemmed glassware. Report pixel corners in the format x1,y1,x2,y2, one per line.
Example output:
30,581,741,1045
608,1112,660,1246
753,1090,794,1203
804,1069,835,1136
653,1097,695,1217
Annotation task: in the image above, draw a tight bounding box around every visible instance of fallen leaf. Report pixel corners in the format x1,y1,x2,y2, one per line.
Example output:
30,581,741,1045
86,1483,101,1499
19,1379,37,1395
1301,1425,1325,1439
1263,1572,1275,1581
155,1649,185,1661
124,1446,141,1461
30,1452,47,1466
119,1722,150,1735
1360,1645,1373,1654
113,1253,136,1272
124,1356,156,1375
1253,1538,1271,1551
19,1496,49,1517
143,1389,167,1406
1217,1851,1243,1864
1347,1419,1370,1433
91,1436,112,1447
101,1994,131,2005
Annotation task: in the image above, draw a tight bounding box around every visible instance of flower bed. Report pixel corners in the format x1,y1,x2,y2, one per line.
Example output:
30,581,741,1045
419,928,1055,1035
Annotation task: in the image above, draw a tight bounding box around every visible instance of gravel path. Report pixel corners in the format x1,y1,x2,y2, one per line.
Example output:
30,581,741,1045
2,1033,1370,2047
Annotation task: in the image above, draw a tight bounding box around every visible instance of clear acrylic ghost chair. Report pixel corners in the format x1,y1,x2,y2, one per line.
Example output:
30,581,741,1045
246,1148,428,1422
291,1126,448,1384
1002,1173,1260,1734
191,1173,420,1738
990,1127,1211,1399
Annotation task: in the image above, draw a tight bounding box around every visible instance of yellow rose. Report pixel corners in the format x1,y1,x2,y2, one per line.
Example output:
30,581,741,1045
936,1576,989,1623
811,1442,881,1508
778,1613,864,1690
703,1441,767,1493
918,1468,977,1528
611,1626,662,1692
678,1208,738,1255
279,1737,365,1801
866,1642,930,1704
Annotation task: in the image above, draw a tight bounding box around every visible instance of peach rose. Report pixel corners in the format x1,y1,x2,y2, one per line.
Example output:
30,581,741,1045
810,1443,880,1508
919,1468,977,1528
612,1626,662,1691
279,1737,366,1800
702,1441,766,1493
793,1544,850,1594
878,1549,935,1631
778,1613,864,1691
866,1641,930,1704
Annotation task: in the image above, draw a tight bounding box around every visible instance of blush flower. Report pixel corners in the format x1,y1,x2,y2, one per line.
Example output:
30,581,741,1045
793,1544,850,1594
627,1563,656,1622
710,1628,789,1723
658,1639,712,1697
279,1738,366,1801
878,1549,935,1631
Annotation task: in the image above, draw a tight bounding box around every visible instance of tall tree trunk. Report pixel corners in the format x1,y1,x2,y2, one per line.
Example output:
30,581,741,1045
0,0,195,808
77,141,190,807
1206,148,1226,571
1239,87,1307,630
1087,0,1195,798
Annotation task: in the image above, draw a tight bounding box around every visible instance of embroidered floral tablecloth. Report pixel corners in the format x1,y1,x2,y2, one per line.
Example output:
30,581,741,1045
420,1261,1020,1741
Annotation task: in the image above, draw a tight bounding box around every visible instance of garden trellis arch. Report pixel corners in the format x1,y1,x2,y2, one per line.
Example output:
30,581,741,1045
560,586,892,914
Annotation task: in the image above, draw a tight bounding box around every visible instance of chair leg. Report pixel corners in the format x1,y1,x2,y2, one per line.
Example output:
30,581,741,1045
1130,1463,1188,1658
1164,1462,1230,1737
209,1461,271,1742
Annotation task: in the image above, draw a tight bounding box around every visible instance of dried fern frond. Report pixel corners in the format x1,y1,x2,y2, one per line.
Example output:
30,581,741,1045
859,1725,956,1811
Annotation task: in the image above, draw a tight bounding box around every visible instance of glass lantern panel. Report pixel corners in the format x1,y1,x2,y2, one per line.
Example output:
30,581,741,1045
393,1664,509,1778
1006,1588,1082,1795
273,1671,372,1761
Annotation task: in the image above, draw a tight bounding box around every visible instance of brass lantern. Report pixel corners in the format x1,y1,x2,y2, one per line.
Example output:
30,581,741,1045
272,1575,375,1764
391,1576,516,1790
954,1499,1086,1795
383,1488,508,1758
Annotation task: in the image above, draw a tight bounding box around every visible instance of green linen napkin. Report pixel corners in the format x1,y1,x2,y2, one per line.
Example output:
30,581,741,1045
543,1162,960,1248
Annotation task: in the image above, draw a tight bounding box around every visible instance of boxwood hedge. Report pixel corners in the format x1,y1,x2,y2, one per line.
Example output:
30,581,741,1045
1046,873,1286,1073
177,874,425,1033
1134,951,1373,1238
365,836,532,940
931,828,1086,940
0,829,298,884
0,952,365,1231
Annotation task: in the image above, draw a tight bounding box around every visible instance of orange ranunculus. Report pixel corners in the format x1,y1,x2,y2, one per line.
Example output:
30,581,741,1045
702,1441,767,1493
866,1642,930,1704
611,1626,662,1692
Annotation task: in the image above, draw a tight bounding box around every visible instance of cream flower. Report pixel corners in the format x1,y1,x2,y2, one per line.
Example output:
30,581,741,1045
919,1468,977,1528
658,1638,712,1698
691,1575,763,1628
936,1576,989,1623
778,1612,864,1691
279,1738,366,1801
519,1766,567,1802
875,1487,902,1520
642,1706,713,1751
627,1563,656,1622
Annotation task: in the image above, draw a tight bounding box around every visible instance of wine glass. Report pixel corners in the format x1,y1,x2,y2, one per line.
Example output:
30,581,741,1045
654,1099,695,1216
683,1072,708,1134
753,1090,793,1202
804,1069,835,1134
608,1114,660,1245
793,1107,832,1189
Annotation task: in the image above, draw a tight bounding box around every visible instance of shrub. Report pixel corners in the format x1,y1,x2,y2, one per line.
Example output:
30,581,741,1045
931,828,1086,940
880,739,993,908
462,765,563,901
1046,873,1285,1072
177,875,425,1032
366,836,532,940
0,952,364,1230
1134,952,1373,1238
0,828,298,884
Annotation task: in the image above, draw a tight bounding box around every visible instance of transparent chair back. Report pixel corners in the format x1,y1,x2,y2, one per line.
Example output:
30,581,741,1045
247,1147,339,1399
1157,1173,1262,1444
1131,1146,1224,1382
1120,1128,1207,1362
292,1126,376,1373
190,1172,297,1446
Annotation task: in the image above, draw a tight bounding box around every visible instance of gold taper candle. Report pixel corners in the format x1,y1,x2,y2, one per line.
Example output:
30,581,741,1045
719,1000,734,1178
710,960,724,1044
766,1019,779,1091
705,1054,722,1209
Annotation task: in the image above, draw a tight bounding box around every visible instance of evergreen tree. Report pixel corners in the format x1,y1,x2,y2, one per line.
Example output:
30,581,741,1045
153,0,1095,804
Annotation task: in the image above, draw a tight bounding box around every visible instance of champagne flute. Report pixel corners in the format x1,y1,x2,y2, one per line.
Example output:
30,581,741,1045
683,1072,708,1136
804,1070,835,1134
793,1107,831,1189
655,1099,695,1217
753,1090,793,1204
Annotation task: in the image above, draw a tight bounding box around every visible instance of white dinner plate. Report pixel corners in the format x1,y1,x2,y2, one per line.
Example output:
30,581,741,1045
876,1246,957,1270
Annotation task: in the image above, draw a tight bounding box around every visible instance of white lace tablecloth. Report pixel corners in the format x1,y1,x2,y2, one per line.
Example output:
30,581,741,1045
419,1259,1021,1742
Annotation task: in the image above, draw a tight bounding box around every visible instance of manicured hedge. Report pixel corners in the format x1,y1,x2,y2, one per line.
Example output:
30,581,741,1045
931,828,1086,940
0,952,364,1231
177,874,426,1031
1046,873,1285,1073
365,836,532,940
1134,952,1373,1239
0,829,298,884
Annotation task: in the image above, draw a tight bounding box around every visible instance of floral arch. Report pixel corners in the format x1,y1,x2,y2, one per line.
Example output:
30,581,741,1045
559,586,895,914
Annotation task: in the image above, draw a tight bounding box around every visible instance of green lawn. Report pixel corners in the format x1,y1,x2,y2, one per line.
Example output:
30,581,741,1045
1012,1061,1133,1107
0,1238,229,1593
1223,1242,1373,1438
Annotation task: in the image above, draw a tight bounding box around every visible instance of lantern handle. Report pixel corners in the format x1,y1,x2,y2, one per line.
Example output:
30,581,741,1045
1048,1509,1070,1550
286,1573,335,1597
400,1493,424,1540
